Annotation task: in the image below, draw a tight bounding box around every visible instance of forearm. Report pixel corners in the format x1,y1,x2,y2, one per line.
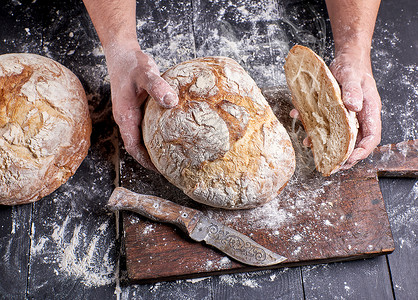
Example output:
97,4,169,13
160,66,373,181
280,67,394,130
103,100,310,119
325,0,381,55
324,0,382,167
82,0,137,48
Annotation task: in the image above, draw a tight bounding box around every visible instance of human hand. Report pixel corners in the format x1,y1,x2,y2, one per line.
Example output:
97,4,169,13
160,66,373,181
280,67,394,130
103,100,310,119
330,49,382,169
289,49,382,169
321,0,381,170
104,41,178,170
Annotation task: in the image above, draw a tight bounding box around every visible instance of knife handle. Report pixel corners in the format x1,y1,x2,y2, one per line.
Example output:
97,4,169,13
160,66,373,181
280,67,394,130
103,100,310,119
108,187,202,233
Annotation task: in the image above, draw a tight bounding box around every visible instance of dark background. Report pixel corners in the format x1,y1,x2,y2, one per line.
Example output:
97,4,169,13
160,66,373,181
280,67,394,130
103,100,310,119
0,0,416,299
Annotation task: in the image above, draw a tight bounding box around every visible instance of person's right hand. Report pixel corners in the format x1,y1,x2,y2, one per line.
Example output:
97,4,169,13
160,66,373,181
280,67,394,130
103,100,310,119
104,41,178,171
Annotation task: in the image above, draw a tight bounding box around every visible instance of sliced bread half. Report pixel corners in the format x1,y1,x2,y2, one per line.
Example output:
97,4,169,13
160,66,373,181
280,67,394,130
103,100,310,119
284,45,358,176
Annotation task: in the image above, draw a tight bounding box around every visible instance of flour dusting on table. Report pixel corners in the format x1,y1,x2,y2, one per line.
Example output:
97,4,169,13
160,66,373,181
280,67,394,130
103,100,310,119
26,148,117,288
387,181,418,250
373,22,418,143
134,0,327,90
30,215,116,287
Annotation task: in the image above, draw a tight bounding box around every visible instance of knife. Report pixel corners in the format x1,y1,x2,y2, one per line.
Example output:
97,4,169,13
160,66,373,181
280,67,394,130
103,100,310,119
108,187,287,267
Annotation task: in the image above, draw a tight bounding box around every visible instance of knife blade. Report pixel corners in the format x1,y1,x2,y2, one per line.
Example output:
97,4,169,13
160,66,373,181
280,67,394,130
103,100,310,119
108,187,287,267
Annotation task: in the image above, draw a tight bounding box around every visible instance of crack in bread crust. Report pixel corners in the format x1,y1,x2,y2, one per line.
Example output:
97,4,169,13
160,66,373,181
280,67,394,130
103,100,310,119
143,56,295,209
0,53,91,205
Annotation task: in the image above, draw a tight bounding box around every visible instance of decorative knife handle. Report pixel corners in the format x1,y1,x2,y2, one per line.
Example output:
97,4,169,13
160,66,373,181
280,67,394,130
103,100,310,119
108,187,202,233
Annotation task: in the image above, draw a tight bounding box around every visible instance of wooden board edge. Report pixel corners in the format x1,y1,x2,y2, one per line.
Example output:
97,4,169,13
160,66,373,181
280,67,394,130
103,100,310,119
124,247,395,284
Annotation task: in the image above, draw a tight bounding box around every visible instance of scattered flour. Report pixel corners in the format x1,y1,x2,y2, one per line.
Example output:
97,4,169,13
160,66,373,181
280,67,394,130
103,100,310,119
204,256,232,271
344,282,351,293
185,277,210,284
30,214,116,288
219,270,278,289
324,220,333,226
372,22,417,143
143,224,156,235
242,278,260,288
5,0,415,296
387,181,418,250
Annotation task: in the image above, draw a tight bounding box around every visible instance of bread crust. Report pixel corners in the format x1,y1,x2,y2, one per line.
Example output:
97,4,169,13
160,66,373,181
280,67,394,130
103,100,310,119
143,57,295,209
284,45,358,176
0,53,91,205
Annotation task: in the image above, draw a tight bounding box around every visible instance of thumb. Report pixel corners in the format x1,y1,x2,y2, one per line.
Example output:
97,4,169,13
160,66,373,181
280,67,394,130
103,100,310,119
341,79,363,112
134,53,179,108
146,74,179,108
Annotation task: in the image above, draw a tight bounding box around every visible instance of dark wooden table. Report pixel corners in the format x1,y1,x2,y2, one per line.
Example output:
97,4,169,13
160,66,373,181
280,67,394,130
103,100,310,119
0,0,416,299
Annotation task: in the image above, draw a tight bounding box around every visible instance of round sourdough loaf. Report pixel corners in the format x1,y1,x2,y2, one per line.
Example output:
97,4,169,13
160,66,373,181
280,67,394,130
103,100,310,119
143,57,295,209
284,45,358,176
0,53,91,205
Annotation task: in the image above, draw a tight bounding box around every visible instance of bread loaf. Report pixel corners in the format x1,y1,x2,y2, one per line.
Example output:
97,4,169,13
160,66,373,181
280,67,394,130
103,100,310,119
143,57,295,209
284,45,358,176
0,53,91,205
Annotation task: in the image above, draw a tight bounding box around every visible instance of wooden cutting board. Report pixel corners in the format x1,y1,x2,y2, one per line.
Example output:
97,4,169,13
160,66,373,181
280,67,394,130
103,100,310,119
119,87,417,283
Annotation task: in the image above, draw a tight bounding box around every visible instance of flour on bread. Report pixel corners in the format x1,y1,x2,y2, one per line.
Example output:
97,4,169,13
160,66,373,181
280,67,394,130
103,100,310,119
143,56,295,209
0,53,91,205
284,45,358,176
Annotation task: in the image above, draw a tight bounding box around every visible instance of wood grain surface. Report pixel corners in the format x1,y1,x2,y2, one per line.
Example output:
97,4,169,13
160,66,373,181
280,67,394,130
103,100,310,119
0,0,417,299
120,88,416,282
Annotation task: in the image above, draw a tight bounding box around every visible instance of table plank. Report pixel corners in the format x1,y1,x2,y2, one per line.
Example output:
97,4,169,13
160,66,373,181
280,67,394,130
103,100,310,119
5,1,120,298
302,256,393,300
0,205,32,298
26,154,117,298
212,268,304,300
0,0,416,298
0,2,44,298
120,277,213,300
0,1,43,53
382,178,418,299
371,0,418,147
373,3,418,296
135,0,196,71
193,0,292,87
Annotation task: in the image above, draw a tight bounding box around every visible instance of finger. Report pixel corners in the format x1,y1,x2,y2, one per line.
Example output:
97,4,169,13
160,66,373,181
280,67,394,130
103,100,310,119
290,108,300,119
303,137,312,147
124,137,158,172
146,75,178,108
111,90,158,172
135,53,178,108
341,80,363,112
357,81,382,150
343,123,380,168
342,134,378,169
343,85,381,168
118,117,158,172
111,80,142,125
341,146,369,170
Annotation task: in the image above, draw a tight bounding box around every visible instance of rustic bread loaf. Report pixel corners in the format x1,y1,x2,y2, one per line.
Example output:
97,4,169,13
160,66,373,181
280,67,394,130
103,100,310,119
0,53,91,205
143,56,295,209
284,45,358,176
